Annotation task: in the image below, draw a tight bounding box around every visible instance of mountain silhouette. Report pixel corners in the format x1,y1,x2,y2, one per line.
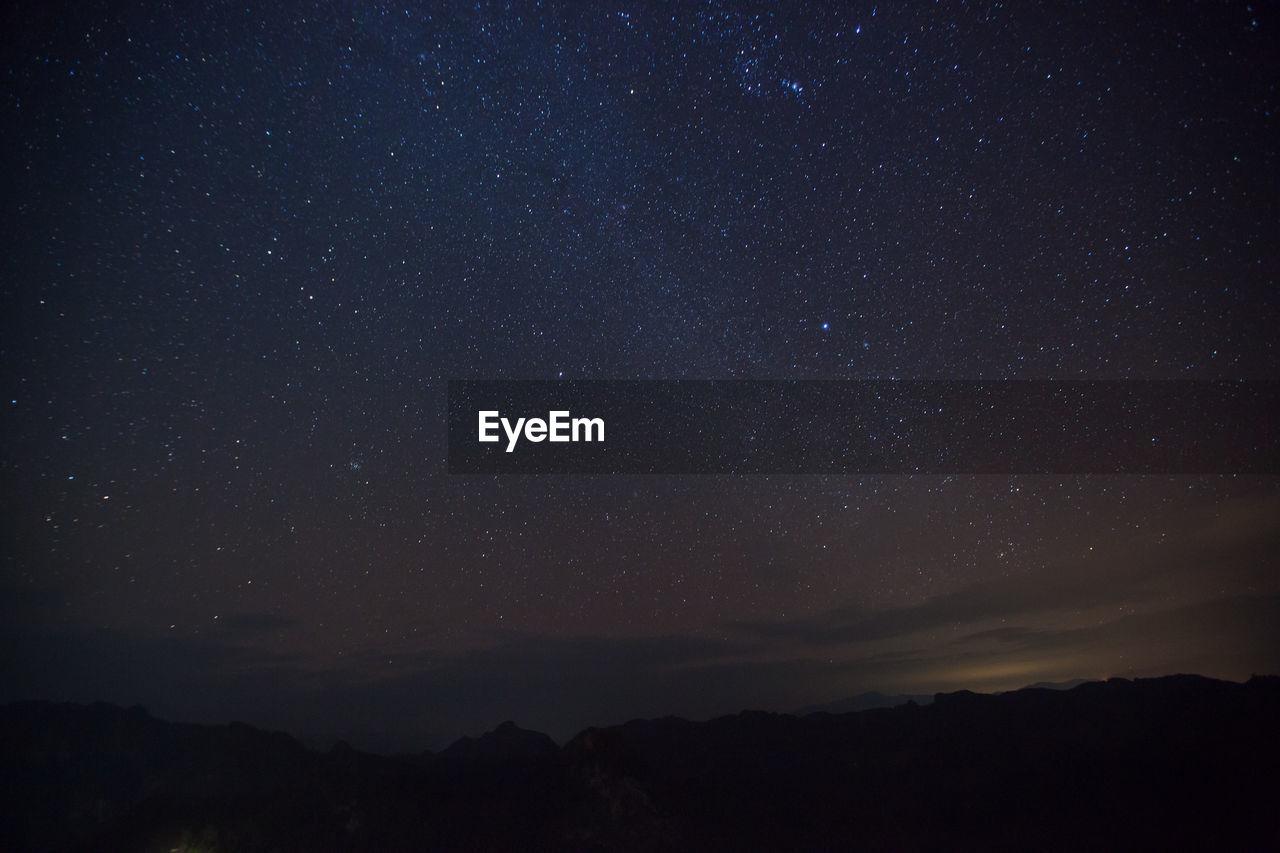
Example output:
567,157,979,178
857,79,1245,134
794,689,935,715
439,720,559,765
3,675,1277,851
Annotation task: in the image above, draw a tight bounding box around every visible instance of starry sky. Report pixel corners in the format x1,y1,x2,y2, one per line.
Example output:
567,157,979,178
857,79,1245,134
2,0,1278,749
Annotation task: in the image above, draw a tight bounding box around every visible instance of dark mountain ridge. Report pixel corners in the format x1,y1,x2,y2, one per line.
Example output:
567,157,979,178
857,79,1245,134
3,674,1278,851
438,719,560,766
794,689,935,716
793,678,1090,717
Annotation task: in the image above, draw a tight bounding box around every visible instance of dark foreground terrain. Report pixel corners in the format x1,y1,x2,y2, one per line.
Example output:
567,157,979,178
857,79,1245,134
3,674,1277,851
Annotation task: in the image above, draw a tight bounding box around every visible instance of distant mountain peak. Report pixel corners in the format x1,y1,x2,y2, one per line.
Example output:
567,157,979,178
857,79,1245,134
794,690,935,716
440,720,558,764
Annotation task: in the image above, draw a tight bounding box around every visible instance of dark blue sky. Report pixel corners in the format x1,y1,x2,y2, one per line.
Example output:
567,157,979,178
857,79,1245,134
2,0,1277,749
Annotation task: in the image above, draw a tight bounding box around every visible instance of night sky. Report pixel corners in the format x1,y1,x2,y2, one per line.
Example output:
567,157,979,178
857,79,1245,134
2,1,1278,750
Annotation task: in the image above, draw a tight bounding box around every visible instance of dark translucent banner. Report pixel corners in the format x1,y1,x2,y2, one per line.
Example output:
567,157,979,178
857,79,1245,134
446,381,1279,474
